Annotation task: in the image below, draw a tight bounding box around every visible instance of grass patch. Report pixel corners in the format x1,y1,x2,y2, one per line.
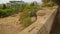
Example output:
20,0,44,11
0,9,13,17
21,17,32,27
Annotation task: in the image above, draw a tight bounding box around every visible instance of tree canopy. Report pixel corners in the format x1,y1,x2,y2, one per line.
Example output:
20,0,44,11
42,0,60,5
42,0,50,3
52,0,60,5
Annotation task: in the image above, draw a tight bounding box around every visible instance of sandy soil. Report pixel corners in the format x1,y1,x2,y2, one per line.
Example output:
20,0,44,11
0,13,24,34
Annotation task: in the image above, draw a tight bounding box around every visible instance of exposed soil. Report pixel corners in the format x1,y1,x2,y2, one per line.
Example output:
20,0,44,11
0,13,37,34
0,13,24,34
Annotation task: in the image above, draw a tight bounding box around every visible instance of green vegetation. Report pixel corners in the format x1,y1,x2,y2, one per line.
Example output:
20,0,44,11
42,0,57,7
41,2,57,7
0,9,13,17
20,6,31,27
42,0,50,3
12,5,26,13
3,4,7,9
0,4,12,17
52,0,60,6
21,17,32,27
20,4,39,27
27,5,38,17
0,4,25,17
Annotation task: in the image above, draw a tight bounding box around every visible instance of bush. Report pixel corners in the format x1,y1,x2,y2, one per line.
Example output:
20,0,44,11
20,5,32,27
11,5,26,13
42,2,57,7
29,10,37,17
20,7,32,27
3,4,6,9
0,9,13,17
20,5,39,27
27,6,38,17
21,17,32,27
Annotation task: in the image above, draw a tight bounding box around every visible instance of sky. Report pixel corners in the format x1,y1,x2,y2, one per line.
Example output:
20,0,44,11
0,0,42,4
0,0,9,3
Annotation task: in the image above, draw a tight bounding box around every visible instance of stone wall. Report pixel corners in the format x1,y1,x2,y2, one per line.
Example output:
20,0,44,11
18,7,58,34
37,9,57,34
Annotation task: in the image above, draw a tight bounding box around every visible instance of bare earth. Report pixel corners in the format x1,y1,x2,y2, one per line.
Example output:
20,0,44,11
0,13,24,34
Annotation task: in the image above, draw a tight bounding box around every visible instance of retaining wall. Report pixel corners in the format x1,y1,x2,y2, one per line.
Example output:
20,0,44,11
19,7,58,34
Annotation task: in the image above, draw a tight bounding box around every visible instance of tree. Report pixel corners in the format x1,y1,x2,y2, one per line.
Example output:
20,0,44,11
3,4,6,9
30,1,37,6
42,0,50,3
52,0,60,5
42,0,53,3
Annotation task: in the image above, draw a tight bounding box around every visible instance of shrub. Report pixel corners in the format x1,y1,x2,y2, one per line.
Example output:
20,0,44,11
21,17,32,27
0,9,13,17
42,2,57,7
28,6,38,17
29,10,37,17
20,6,32,27
3,4,6,9
11,5,26,14
20,5,39,27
